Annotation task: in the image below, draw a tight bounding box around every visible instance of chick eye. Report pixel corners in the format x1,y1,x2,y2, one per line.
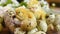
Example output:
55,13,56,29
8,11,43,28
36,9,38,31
50,13,53,15
16,11,22,15
13,15,16,19
17,11,21,14
46,15,49,18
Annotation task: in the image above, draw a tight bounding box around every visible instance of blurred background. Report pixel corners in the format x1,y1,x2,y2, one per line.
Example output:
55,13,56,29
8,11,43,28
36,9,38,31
47,0,60,7
47,0,60,14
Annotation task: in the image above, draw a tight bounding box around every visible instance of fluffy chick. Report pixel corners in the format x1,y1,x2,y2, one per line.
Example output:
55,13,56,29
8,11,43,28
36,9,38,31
15,6,37,31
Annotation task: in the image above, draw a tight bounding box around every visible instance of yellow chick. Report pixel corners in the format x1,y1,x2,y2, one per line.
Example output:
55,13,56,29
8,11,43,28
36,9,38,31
27,0,46,20
27,0,39,8
28,5,46,20
34,9,46,20
15,6,37,31
15,6,36,20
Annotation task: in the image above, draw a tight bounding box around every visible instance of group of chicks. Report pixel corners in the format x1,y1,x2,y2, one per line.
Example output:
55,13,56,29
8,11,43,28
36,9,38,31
0,0,60,34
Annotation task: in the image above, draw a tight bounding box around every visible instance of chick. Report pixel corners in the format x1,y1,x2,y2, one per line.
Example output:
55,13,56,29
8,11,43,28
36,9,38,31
40,0,49,9
27,0,39,7
56,24,60,31
54,15,60,25
54,15,60,31
15,6,37,31
33,31,46,34
37,20,48,32
4,8,16,32
27,28,38,34
27,0,46,20
14,28,26,34
47,24,54,31
46,13,55,25
33,8,46,20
